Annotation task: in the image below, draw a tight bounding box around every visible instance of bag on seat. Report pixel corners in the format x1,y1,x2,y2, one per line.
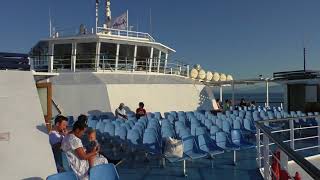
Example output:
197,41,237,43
164,137,183,158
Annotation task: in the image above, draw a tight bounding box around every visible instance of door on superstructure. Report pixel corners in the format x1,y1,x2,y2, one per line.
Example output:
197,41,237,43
36,82,52,131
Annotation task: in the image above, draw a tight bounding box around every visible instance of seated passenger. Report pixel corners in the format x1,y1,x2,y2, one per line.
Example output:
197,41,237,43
85,128,108,166
115,103,128,120
61,120,99,180
136,102,146,119
49,115,68,172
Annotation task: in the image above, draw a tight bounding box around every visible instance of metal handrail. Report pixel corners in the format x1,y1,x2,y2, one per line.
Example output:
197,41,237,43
255,119,320,179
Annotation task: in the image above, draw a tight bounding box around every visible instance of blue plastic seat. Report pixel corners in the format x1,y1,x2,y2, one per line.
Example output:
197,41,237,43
47,171,77,180
89,163,119,180
195,127,206,136
215,131,240,151
143,131,161,155
215,118,223,129
115,126,127,141
179,136,206,160
222,120,231,134
243,118,256,133
103,123,115,137
88,120,97,128
61,152,72,172
210,125,220,140
67,116,74,127
230,130,255,150
197,134,224,157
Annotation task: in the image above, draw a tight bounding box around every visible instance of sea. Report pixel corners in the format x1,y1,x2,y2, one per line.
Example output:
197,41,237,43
216,92,284,108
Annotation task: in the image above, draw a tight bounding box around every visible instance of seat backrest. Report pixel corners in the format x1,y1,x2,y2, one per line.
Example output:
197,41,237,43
127,129,140,144
104,123,115,136
244,118,252,130
222,120,231,133
115,126,127,140
231,130,241,145
215,132,227,147
210,125,220,135
215,118,222,129
89,163,119,180
195,127,206,136
47,172,77,180
61,152,72,172
182,136,197,153
197,134,209,152
233,119,241,130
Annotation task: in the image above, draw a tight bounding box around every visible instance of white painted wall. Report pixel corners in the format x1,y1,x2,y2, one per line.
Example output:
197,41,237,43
107,84,213,114
0,71,56,180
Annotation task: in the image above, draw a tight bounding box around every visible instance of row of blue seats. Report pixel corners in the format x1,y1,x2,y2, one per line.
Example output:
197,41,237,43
47,163,119,180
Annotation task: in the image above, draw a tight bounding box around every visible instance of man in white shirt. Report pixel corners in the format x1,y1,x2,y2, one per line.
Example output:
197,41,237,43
49,115,68,171
115,103,127,120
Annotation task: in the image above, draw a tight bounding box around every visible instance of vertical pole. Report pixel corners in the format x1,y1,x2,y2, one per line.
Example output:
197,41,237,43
289,119,295,150
157,51,161,73
95,41,101,71
71,42,77,72
164,53,168,74
186,65,190,77
133,45,137,72
220,86,223,102
232,81,235,108
115,44,120,71
303,48,306,72
96,0,99,34
256,127,261,168
126,10,129,37
48,42,54,72
233,151,237,165
263,134,270,180
149,47,154,72
266,80,269,108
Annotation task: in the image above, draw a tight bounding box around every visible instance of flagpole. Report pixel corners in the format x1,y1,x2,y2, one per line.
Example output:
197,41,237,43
95,0,99,34
126,9,129,36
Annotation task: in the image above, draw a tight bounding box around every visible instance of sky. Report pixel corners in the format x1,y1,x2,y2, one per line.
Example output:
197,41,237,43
1,0,320,79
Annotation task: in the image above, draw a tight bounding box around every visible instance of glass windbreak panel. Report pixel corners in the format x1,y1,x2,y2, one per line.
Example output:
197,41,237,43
30,41,49,72
136,46,151,71
100,42,117,70
119,44,135,71
76,42,96,70
151,49,160,72
53,44,72,71
37,88,48,116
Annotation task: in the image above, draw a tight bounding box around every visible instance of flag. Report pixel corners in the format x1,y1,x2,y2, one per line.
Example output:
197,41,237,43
112,12,127,30
96,0,99,4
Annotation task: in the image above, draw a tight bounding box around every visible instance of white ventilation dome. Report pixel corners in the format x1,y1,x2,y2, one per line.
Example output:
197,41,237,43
206,71,213,81
212,72,220,82
220,73,227,81
198,69,206,80
193,64,202,71
227,75,233,81
190,68,199,79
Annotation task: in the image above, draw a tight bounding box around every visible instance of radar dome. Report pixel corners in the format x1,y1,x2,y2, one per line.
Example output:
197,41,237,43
190,68,199,79
226,75,233,81
198,69,206,80
212,72,220,82
206,71,213,81
220,73,227,81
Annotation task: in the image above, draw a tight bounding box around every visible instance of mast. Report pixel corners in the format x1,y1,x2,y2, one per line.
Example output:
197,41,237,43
106,0,112,28
95,0,99,33
303,47,306,72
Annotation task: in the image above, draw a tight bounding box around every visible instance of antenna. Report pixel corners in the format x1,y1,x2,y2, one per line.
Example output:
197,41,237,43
303,47,306,72
149,8,152,35
49,8,52,37
95,0,99,33
106,0,112,28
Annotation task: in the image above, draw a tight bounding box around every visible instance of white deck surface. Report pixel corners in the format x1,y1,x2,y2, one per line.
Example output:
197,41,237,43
0,70,56,180
288,155,320,180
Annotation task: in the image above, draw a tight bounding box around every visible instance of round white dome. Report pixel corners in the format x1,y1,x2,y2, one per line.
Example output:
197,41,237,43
212,72,220,82
226,75,233,81
206,71,213,81
193,64,202,71
198,69,206,80
220,73,227,81
190,68,199,79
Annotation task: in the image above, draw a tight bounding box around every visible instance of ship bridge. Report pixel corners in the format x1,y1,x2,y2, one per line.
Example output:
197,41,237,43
30,27,180,75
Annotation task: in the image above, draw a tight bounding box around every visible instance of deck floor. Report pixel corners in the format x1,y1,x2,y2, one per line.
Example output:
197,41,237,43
116,149,262,180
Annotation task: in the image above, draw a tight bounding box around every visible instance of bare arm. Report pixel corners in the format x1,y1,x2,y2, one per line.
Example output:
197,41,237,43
75,147,98,160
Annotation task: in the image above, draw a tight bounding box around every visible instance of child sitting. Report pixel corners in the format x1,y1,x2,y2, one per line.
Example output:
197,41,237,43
85,128,108,167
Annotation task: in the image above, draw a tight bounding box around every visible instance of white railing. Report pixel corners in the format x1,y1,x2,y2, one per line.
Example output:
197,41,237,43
255,116,320,179
96,27,155,42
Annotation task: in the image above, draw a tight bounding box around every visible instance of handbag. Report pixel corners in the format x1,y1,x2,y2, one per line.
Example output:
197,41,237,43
164,137,183,158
